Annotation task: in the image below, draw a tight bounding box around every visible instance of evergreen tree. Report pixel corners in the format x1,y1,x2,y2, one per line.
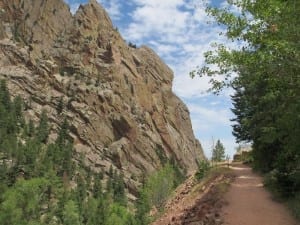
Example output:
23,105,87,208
28,119,35,137
0,178,49,225
57,96,64,115
76,175,87,208
212,139,225,162
36,110,49,143
0,79,11,111
63,200,81,225
0,80,144,225
93,173,103,199
106,165,114,194
13,95,23,122
113,171,126,206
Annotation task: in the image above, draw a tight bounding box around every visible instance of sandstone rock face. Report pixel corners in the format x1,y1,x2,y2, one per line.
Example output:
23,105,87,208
0,0,204,194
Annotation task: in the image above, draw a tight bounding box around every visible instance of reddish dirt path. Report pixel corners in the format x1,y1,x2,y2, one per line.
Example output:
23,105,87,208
222,163,299,225
151,173,231,225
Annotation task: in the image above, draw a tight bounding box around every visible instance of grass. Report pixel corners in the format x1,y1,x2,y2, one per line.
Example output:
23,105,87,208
191,166,233,198
149,165,235,225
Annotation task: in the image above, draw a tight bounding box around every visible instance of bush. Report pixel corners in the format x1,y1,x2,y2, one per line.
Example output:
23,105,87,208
143,164,175,209
195,160,210,180
128,42,137,48
135,163,180,224
288,192,300,221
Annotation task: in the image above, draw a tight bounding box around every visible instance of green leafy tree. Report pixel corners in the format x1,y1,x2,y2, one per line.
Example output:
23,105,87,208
0,80,142,225
0,178,50,225
106,203,137,225
193,0,300,197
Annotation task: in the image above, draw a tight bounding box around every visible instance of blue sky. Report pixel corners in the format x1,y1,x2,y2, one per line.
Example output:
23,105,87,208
64,0,239,158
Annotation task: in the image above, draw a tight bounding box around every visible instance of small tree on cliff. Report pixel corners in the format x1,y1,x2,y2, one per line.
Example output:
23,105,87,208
212,139,225,162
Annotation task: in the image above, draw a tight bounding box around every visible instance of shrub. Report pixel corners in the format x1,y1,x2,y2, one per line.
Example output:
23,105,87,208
143,164,175,209
128,42,137,48
288,192,300,221
136,163,179,224
195,160,210,180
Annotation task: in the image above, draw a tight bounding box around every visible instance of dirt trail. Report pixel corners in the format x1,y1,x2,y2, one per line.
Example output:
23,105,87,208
222,163,299,225
151,173,231,225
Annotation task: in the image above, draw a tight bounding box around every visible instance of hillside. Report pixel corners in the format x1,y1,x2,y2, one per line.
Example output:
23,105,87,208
0,0,204,196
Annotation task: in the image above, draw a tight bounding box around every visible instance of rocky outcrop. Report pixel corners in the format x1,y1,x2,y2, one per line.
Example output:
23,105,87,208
0,0,204,195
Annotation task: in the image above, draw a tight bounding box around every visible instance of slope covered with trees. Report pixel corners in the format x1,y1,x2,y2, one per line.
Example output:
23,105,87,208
0,80,133,224
192,0,299,216
0,79,184,224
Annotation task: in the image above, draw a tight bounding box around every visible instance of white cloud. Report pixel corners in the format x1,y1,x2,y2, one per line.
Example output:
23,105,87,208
120,0,239,159
125,1,190,41
121,0,236,99
188,103,232,129
132,0,185,8
97,0,122,20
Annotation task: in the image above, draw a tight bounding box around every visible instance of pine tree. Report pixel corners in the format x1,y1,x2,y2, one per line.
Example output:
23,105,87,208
63,200,81,225
36,110,49,143
13,95,23,121
0,80,11,111
93,173,103,199
57,96,64,115
113,172,126,206
212,139,225,162
28,119,35,137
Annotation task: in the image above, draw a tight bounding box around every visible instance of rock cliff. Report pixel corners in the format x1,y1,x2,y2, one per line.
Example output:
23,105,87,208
0,0,204,195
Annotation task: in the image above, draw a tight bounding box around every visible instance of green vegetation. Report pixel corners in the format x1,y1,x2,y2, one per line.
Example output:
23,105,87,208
141,164,175,209
0,80,138,225
195,160,210,180
0,80,188,224
192,0,300,220
57,96,64,114
211,139,225,162
288,193,300,221
135,163,186,224
128,42,137,48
